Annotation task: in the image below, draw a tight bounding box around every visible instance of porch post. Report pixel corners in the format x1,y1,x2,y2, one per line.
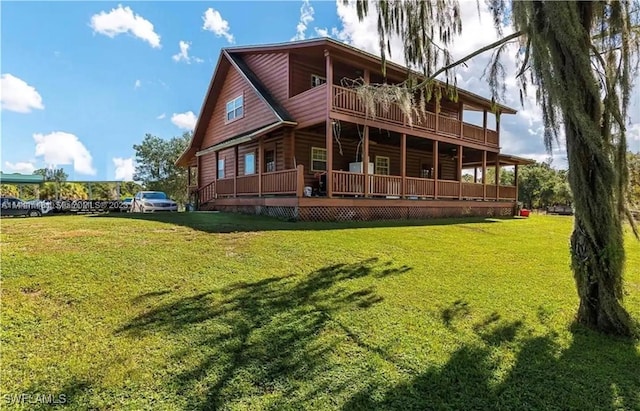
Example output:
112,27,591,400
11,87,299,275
435,97,441,132
474,167,478,183
198,154,202,187
458,145,463,200
433,140,439,199
482,150,487,200
459,101,464,138
234,145,238,198
258,136,264,197
514,164,519,202
483,109,488,144
363,124,370,197
495,152,500,201
401,133,407,198
496,111,501,146
290,130,296,168
325,49,333,198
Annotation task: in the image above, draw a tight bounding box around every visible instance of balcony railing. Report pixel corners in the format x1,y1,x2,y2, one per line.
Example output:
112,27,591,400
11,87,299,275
332,85,498,146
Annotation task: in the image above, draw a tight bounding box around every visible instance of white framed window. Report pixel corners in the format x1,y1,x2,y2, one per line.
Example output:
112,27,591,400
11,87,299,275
310,147,327,172
311,74,326,88
244,152,256,175
375,156,390,175
226,95,244,122
217,159,225,179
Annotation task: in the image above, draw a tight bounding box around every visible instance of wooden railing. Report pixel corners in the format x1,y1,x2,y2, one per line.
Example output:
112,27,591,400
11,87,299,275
198,181,215,205
331,85,497,146
195,166,516,204
499,185,517,200
486,184,497,198
462,123,485,143
333,85,400,126
438,116,462,136
487,130,499,145
217,178,235,197
262,169,298,194
333,171,365,195
437,180,460,198
461,182,484,198
236,175,259,195
405,177,434,197
369,175,403,197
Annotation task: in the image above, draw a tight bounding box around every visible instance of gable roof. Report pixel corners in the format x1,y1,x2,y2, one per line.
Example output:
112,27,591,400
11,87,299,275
227,37,518,115
176,50,296,166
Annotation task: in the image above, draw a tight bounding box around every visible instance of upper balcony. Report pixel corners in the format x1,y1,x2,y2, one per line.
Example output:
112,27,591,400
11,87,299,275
331,85,499,147
285,47,502,148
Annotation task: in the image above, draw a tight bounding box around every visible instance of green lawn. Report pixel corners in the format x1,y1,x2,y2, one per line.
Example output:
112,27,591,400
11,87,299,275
1,213,639,410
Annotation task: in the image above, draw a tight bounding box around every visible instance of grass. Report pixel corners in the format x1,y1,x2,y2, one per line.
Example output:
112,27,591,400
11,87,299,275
1,212,639,410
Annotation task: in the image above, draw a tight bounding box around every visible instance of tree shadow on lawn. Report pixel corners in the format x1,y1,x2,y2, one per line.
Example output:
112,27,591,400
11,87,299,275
116,258,411,410
344,304,640,411
91,211,517,234
114,254,639,410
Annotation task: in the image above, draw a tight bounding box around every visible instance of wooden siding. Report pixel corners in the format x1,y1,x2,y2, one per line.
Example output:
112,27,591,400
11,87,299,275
289,53,325,97
198,133,287,187
200,64,278,149
287,85,327,128
218,147,236,179
199,152,217,186
243,53,289,104
236,133,286,176
293,131,457,188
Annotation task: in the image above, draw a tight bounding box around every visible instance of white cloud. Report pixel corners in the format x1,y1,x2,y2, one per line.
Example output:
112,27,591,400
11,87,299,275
90,4,161,48
172,40,190,62
3,161,36,174
291,0,314,41
0,74,44,113
202,8,234,43
113,157,135,180
314,27,329,38
33,132,96,175
629,123,640,142
172,40,202,64
171,111,197,130
156,113,166,119
134,79,141,89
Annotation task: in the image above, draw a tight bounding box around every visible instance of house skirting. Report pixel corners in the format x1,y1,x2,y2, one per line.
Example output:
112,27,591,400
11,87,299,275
201,197,516,222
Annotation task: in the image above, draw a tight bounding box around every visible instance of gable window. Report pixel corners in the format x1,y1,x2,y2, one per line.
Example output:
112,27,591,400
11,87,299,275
310,147,327,172
375,156,390,175
217,159,225,179
264,149,276,173
311,74,326,88
226,95,244,122
244,152,256,175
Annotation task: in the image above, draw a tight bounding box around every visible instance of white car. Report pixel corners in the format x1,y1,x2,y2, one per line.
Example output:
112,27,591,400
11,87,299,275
131,191,178,213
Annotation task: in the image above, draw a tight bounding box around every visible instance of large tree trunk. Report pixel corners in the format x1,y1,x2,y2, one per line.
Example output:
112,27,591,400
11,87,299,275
557,3,635,337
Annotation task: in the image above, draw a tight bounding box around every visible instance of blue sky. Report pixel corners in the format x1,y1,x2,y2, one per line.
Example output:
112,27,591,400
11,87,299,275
2,1,639,181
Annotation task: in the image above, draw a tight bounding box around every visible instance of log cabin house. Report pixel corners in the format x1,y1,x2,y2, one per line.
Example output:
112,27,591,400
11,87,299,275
176,38,534,221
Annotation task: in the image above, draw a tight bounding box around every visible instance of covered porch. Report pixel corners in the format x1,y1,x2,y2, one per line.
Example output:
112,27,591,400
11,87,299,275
195,121,531,208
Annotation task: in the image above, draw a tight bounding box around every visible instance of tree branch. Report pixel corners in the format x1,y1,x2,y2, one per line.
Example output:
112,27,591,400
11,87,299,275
517,37,532,78
412,30,525,89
